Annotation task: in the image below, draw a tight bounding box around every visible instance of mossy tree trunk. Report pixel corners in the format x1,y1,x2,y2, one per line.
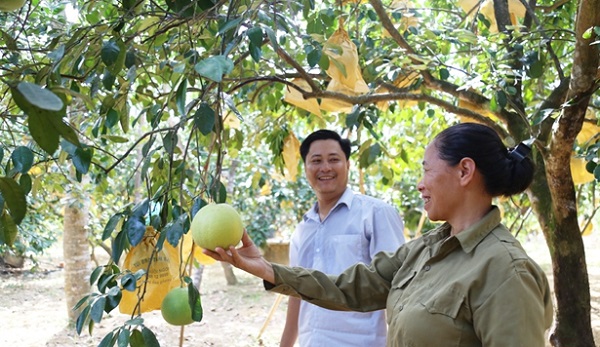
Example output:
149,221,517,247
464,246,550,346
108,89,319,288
530,0,599,344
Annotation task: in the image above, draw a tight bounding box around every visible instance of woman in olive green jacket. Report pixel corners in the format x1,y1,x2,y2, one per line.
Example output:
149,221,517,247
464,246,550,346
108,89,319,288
204,123,554,347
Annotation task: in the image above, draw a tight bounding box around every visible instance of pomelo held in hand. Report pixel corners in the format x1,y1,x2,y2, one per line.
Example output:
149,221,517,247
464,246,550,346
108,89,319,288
191,203,243,251
160,287,195,326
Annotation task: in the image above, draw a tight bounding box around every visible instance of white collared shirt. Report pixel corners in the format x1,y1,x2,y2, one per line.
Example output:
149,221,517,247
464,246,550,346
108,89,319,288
290,188,405,347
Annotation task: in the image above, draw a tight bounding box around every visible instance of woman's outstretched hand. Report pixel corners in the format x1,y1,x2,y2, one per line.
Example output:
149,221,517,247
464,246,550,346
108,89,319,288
202,230,275,284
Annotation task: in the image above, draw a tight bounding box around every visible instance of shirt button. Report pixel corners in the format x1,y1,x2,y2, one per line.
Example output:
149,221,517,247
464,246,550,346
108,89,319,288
424,265,431,271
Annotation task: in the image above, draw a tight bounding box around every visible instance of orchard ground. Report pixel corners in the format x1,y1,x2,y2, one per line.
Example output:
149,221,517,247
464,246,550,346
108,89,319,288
1,232,599,347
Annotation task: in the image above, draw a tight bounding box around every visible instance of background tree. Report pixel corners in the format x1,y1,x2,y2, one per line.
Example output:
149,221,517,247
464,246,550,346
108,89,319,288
0,0,598,346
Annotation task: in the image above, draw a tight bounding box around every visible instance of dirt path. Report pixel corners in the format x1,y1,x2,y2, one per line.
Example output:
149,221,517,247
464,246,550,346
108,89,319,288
1,232,598,347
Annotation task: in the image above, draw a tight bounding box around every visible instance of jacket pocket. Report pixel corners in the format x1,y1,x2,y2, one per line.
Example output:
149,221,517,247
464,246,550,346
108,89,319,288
391,268,416,289
422,284,466,319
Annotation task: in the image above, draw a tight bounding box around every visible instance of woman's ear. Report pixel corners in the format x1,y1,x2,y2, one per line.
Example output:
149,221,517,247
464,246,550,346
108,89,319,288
458,157,476,185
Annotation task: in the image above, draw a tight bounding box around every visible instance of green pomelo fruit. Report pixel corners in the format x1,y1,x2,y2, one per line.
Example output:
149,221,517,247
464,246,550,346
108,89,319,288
0,0,26,12
191,203,243,251
160,287,195,326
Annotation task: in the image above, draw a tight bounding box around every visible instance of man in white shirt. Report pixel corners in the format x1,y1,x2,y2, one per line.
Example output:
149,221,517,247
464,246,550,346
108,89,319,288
280,129,405,347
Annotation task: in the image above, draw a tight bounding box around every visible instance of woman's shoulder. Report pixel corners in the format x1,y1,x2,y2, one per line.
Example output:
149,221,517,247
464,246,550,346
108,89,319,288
483,225,543,270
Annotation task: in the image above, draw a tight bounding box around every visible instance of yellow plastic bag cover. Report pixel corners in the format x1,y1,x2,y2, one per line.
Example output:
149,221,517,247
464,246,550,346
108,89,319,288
320,78,368,113
180,231,216,266
282,131,301,182
383,0,419,37
571,157,595,185
478,0,526,33
119,227,182,314
457,98,498,123
576,110,599,145
283,78,322,117
375,71,420,111
323,25,370,92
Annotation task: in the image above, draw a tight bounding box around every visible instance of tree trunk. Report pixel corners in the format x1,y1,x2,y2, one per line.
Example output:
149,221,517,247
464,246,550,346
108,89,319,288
529,157,595,347
63,181,91,323
543,0,599,345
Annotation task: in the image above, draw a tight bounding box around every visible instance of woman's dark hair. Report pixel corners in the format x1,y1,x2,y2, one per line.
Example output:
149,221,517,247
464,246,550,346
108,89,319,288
300,129,351,162
433,123,534,197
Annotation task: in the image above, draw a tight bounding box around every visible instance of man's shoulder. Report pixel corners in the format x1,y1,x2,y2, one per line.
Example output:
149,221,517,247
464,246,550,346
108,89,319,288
351,193,396,211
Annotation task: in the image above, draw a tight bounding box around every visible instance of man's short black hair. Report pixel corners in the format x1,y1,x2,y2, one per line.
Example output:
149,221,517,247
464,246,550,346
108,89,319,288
300,129,351,162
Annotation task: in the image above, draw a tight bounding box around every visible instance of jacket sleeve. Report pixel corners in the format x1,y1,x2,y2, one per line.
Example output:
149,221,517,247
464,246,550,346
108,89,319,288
473,259,554,347
265,244,408,312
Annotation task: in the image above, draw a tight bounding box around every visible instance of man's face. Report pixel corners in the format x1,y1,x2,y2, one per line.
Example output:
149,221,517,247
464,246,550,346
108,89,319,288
304,139,349,200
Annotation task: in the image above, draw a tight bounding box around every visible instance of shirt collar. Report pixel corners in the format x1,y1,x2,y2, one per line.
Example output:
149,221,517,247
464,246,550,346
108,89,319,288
306,187,352,221
454,206,502,253
422,206,502,254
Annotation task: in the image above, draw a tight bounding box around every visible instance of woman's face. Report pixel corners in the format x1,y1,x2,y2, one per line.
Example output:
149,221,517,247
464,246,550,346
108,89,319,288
417,143,462,222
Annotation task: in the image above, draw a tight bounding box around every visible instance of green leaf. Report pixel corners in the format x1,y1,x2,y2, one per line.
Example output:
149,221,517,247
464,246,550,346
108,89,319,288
176,78,187,117
194,102,216,135
263,27,279,52
506,86,517,95
209,179,227,203
102,135,129,143
11,86,80,154
121,273,137,292
103,214,123,240
101,41,121,67
117,327,130,347
191,197,208,217
167,0,213,17
90,296,106,323
129,330,145,347
0,29,17,50
125,199,149,246
105,287,122,313
125,218,146,247
73,294,92,313
218,17,243,36
72,146,93,175
15,82,63,111
162,130,178,155
98,331,116,347
496,90,507,108
10,146,34,174
307,47,322,68
188,282,203,322
528,60,544,78
247,27,263,46
18,174,32,195
194,55,234,82
0,177,27,225
318,53,330,71
439,68,450,80
90,266,104,285
141,327,160,347
103,69,116,90
165,213,188,247
249,42,262,62
75,305,91,335
112,229,128,264
0,212,18,247
359,144,381,169
98,273,118,294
